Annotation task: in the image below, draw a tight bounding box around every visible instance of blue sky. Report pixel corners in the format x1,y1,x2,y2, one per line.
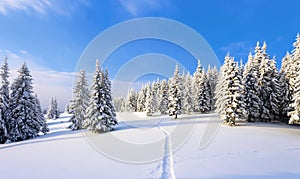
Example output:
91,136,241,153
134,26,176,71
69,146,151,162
0,0,299,108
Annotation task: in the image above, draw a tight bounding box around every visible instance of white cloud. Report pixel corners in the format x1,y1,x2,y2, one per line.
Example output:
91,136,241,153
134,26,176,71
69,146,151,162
0,49,75,111
0,0,90,16
119,0,169,16
0,0,53,15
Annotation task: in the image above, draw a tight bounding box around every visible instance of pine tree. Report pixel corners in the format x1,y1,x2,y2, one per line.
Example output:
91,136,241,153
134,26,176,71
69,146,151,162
207,65,219,107
168,65,182,119
243,47,261,122
288,70,300,124
68,70,89,130
0,57,9,143
215,55,244,126
137,85,147,112
7,63,41,142
126,88,137,112
197,70,212,113
181,72,194,114
84,61,117,132
193,60,203,112
159,79,169,114
46,97,60,119
35,94,48,134
145,83,156,116
257,42,275,121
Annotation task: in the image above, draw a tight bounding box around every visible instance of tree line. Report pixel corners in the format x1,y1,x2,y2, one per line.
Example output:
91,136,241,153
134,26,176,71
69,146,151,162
114,34,300,126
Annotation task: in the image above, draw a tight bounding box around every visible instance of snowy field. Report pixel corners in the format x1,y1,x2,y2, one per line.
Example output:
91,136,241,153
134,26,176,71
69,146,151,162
1,112,300,178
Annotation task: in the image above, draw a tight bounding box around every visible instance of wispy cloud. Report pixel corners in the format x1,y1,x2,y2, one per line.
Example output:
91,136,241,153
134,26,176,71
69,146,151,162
220,41,255,60
0,0,53,15
0,49,74,110
0,0,90,16
119,0,170,16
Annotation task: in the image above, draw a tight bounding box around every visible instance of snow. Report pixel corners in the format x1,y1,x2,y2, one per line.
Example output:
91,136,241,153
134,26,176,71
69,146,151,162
1,112,300,178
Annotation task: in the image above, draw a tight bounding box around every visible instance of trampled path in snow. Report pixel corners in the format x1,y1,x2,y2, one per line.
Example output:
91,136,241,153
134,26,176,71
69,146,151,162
157,126,176,179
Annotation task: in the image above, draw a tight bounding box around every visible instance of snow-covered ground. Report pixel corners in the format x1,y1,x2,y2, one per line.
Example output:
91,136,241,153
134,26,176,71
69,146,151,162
1,112,300,178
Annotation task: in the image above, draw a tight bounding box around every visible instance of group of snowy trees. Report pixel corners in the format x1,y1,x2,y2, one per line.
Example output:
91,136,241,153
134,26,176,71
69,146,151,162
114,61,219,119
46,97,60,119
115,34,300,126
0,58,48,144
67,60,117,132
216,34,300,126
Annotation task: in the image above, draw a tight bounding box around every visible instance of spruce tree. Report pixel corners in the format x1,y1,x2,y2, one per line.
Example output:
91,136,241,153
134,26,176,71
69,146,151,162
215,55,244,126
197,70,212,113
126,88,137,112
137,85,147,112
68,70,89,130
181,72,193,114
192,60,203,112
243,47,261,122
7,63,41,142
0,57,9,143
46,97,60,119
159,79,169,114
145,83,155,116
288,70,300,124
168,65,182,119
84,61,117,132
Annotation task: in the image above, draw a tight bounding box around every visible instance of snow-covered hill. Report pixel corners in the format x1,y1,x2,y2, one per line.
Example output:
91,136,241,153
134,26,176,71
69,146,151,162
1,113,300,178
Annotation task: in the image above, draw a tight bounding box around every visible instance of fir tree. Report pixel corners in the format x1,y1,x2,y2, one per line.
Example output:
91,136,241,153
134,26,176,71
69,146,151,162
68,70,89,130
126,88,137,112
0,57,9,143
243,47,261,122
192,60,203,112
288,70,300,124
7,63,41,142
84,61,117,132
137,85,147,112
159,79,169,114
181,71,194,114
215,55,244,126
46,97,60,119
168,65,182,119
145,83,156,116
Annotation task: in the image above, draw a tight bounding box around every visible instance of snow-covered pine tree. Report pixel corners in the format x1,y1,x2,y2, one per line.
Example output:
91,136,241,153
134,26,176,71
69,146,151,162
7,63,41,142
46,97,60,119
207,65,219,107
243,46,261,122
35,94,49,134
215,55,244,126
181,71,193,114
84,61,117,132
196,69,212,113
68,70,89,130
192,60,203,112
137,85,147,112
159,79,169,114
126,88,137,112
278,72,290,122
257,42,275,122
168,65,182,119
0,57,9,143
145,83,155,116
103,69,117,126
288,70,300,124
